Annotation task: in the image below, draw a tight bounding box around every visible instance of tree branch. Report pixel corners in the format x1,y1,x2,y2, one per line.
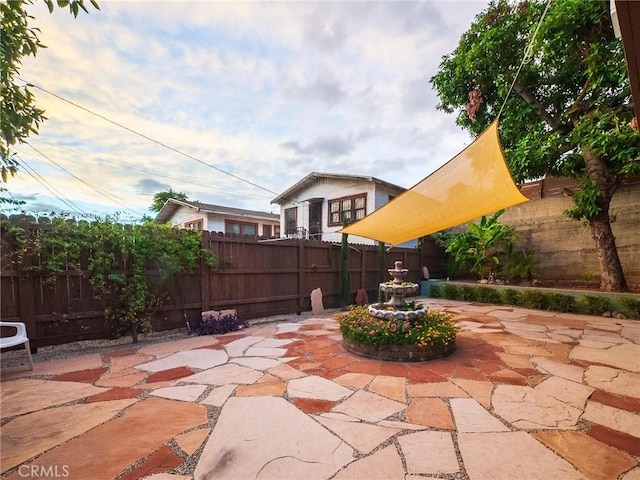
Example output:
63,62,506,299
512,82,563,132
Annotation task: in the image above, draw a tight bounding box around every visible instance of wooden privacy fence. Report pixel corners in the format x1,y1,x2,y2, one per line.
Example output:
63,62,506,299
1,229,444,348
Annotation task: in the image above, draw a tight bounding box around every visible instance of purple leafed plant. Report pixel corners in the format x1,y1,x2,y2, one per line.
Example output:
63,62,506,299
196,309,249,335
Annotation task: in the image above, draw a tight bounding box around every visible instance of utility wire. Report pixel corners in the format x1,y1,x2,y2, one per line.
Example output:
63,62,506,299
497,0,552,119
18,78,283,198
22,143,147,218
15,155,86,216
31,138,275,201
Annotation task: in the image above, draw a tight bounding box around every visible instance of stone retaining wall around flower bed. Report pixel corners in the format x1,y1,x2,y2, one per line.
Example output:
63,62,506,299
342,336,456,362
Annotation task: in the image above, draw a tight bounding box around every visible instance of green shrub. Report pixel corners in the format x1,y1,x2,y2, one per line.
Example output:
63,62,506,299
460,285,475,301
473,286,503,304
337,305,458,347
520,290,550,310
433,282,631,319
577,295,611,316
502,288,522,306
547,293,578,313
444,284,462,300
430,285,443,298
620,297,640,319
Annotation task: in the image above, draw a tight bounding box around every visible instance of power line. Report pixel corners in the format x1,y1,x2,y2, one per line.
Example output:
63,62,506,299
21,143,147,218
19,78,283,198
15,155,86,216
30,138,275,201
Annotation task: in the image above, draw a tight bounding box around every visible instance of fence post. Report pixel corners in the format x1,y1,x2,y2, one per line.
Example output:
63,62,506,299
360,247,366,289
200,231,211,313
298,239,305,314
17,251,37,350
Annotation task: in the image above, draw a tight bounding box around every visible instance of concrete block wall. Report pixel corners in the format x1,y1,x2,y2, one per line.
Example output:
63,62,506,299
499,181,640,290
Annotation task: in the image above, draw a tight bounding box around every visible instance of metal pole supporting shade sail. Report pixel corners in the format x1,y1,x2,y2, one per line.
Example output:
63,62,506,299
339,120,529,245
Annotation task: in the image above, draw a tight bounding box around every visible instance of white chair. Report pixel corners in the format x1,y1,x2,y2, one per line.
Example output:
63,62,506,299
0,322,34,370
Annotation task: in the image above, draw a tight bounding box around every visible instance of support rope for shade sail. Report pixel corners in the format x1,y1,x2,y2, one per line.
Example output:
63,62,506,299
339,120,529,245
340,1,553,245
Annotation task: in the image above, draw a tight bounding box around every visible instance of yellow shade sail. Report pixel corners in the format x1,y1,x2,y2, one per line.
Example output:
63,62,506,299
340,120,529,245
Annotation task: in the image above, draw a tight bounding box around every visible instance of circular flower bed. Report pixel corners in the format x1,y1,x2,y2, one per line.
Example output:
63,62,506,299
337,305,458,362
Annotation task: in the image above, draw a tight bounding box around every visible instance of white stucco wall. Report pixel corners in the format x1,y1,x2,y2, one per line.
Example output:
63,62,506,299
276,178,417,247
163,206,278,236
169,206,207,227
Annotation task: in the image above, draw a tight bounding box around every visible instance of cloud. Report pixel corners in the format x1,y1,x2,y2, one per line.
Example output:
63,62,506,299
280,135,354,157
10,0,491,219
284,78,346,107
135,178,171,195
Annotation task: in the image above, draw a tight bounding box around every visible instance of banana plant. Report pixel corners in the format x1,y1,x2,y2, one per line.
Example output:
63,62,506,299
444,210,516,281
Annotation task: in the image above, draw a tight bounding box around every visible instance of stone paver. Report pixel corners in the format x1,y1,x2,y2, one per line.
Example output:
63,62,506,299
450,398,509,432
584,365,640,397
535,376,594,409
1,399,137,472
2,299,638,479
570,344,640,372
194,397,353,480
531,356,585,383
582,402,640,437
368,375,406,403
199,384,237,406
333,390,405,423
287,375,352,401
533,430,637,480
184,363,263,385
0,378,108,417
406,397,455,429
406,380,469,398
314,415,400,453
492,384,584,429
136,349,228,372
458,431,586,479
174,427,210,456
333,444,404,479
5,398,207,480
150,384,207,402
398,431,459,474
450,378,494,408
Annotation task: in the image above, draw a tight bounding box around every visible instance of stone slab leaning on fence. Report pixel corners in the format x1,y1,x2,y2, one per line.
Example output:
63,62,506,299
311,288,324,315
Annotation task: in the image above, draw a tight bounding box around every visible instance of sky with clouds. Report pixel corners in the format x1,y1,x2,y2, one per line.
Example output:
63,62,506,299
8,0,491,220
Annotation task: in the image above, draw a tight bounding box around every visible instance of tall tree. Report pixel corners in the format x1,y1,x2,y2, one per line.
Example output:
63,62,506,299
1,0,99,202
431,0,640,292
150,188,188,213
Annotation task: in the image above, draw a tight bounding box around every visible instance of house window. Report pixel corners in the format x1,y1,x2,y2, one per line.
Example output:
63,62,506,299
185,219,203,230
263,225,272,238
274,225,281,237
225,220,258,236
285,207,297,235
328,194,366,226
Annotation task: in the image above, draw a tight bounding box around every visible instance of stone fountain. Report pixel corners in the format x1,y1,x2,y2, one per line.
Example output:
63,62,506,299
368,261,428,321
340,260,455,362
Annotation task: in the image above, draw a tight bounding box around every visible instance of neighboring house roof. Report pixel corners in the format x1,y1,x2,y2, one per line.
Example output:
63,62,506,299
271,172,406,205
155,199,280,223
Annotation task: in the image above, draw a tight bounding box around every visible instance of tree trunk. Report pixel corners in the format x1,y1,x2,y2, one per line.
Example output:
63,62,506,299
588,209,628,292
131,322,139,344
581,146,628,292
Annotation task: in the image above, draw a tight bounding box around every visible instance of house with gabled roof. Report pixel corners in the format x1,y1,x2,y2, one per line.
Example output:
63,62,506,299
155,199,280,238
271,172,415,246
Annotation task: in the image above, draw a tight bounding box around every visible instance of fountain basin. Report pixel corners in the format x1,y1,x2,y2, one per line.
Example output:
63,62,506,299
368,304,428,321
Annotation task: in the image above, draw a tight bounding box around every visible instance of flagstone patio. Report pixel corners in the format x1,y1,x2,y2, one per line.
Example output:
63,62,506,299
1,298,639,479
